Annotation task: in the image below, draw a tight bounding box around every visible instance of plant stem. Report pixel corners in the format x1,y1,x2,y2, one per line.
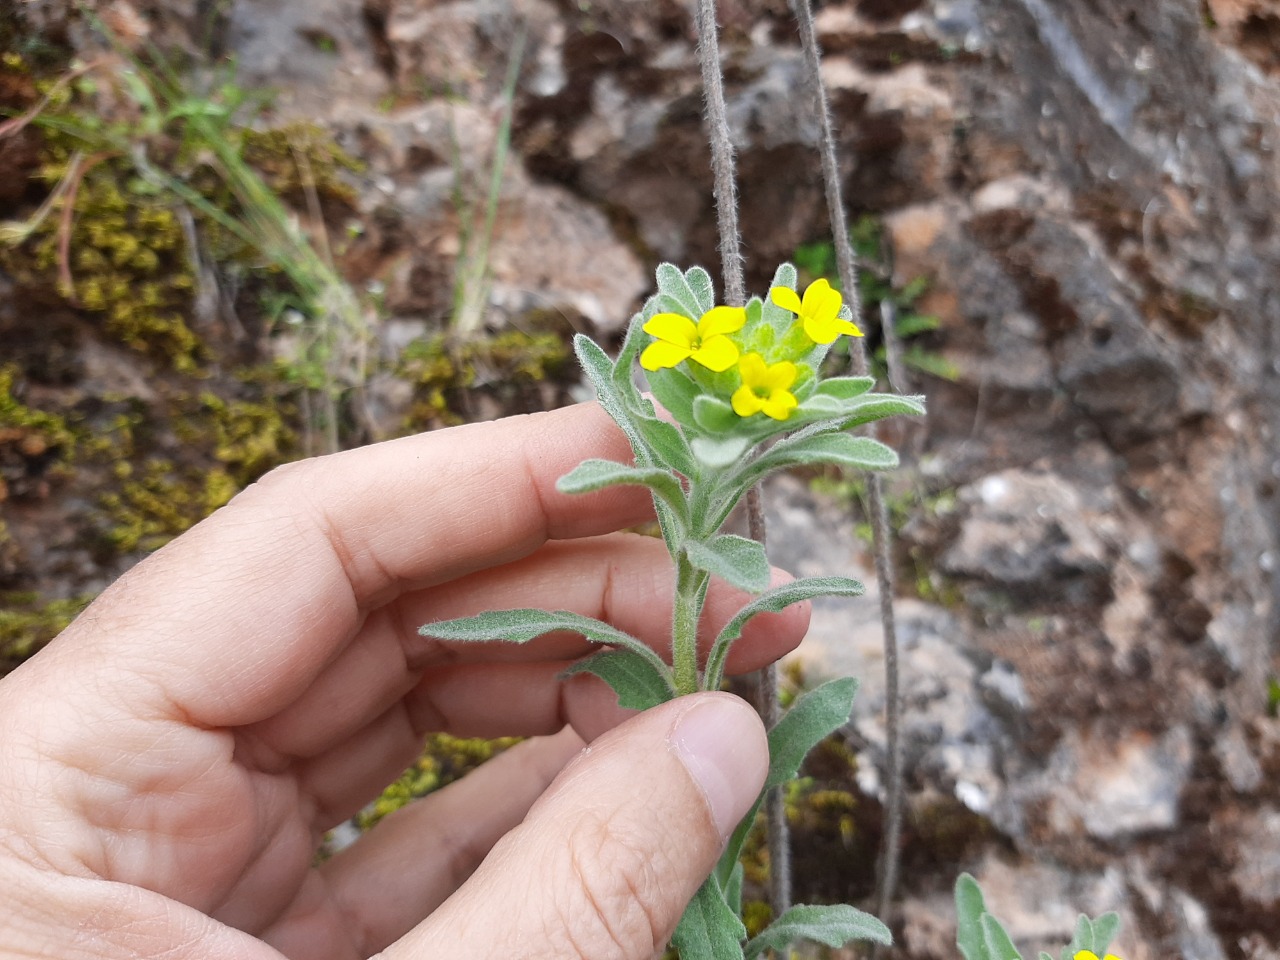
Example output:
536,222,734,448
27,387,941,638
672,553,705,696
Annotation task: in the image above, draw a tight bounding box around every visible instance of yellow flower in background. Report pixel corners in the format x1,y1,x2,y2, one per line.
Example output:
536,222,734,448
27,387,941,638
732,352,798,421
640,306,746,372
1073,951,1123,960
771,278,863,344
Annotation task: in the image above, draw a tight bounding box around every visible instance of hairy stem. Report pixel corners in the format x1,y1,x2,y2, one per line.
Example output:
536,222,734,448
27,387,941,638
673,553,705,696
789,0,906,936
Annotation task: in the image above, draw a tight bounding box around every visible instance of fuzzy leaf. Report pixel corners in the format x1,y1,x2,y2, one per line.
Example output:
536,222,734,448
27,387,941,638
1072,915,1094,955
982,914,1022,960
672,876,746,960
574,335,650,463
704,577,864,689
634,414,696,478
557,459,686,518
645,366,701,432
692,394,739,433
1040,953,1054,960
560,649,675,710
836,393,927,429
611,313,648,399
766,677,858,790
815,376,876,400
656,262,705,320
1091,913,1121,955
422,609,672,680
744,434,898,488
691,434,751,469
955,874,990,960
686,265,716,314
743,904,891,960
723,862,745,916
685,535,771,593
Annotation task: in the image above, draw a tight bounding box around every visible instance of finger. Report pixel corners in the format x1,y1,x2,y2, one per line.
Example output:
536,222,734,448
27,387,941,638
250,534,808,759
295,667,629,827
380,693,768,960
260,729,585,958
58,403,651,726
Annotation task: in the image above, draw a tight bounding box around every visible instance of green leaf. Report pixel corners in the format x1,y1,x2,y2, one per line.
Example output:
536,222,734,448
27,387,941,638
574,335,647,460
684,534,771,593
836,393,927,429
693,394,739,433
955,874,990,960
1091,913,1121,955
645,366,701,432
1072,915,1094,955
656,262,706,320
634,414,696,478
671,876,746,960
766,677,858,790
691,434,751,469
704,577,864,689
815,376,876,400
1040,954,1054,960
724,862,745,916
612,312,648,400
556,459,687,519
981,913,1022,960
743,434,899,488
743,904,891,960
686,265,716,314
560,649,675,710
421,609,673,682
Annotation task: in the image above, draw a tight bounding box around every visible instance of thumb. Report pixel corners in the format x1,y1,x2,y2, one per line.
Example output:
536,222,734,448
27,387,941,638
380,692,768,960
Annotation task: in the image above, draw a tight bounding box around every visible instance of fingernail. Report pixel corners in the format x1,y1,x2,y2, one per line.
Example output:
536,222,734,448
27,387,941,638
669,694,768,838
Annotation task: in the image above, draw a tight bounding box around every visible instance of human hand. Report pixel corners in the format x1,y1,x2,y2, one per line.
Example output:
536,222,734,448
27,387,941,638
0,403,808,959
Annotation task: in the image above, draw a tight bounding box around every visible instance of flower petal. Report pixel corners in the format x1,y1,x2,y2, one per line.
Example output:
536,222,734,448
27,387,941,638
698,305,747,339
732,384,765,417
643,312,698,347
762,360,798,391
691,334,740,372
761,388,798,421
770,286,803,315
738,352,768,385
640,340,693,371
799,278,834,318
804,313,863,344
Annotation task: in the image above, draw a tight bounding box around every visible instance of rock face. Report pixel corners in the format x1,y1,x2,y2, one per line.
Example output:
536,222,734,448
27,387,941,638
12,0,1280,956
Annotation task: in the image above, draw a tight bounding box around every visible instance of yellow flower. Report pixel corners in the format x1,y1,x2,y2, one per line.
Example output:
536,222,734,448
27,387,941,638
732,353,798,421
771,278,863,344
1074,952,1123,960
640,306,746,372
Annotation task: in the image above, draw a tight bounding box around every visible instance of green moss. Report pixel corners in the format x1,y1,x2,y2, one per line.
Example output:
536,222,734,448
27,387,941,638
0,365,77,461
0,591,93,666
357,733,521,831
240,123,363,205
0,153,204,371
98,458,238,553
181,391,296,486
399,330,570,428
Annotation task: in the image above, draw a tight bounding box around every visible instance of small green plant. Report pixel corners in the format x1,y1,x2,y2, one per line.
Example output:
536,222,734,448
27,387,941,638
449,30,525,340
0,31,370,451
955,873,1125,960
420,263,926,957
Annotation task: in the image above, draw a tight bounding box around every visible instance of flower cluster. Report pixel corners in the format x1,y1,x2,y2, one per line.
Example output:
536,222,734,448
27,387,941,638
639,278,862,422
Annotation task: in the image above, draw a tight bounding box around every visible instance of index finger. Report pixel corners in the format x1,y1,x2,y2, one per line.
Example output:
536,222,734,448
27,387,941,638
61,403,653,725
